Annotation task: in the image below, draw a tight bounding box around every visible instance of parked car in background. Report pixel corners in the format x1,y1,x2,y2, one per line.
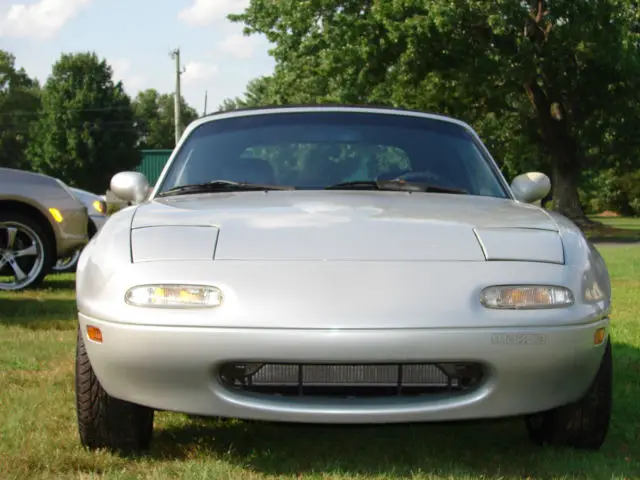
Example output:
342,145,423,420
0,167,88,291
75,106,612,454
53,187,108,273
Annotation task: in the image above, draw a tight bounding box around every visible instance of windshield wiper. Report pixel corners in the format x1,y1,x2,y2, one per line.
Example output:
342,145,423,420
325,180,468,194
325,180,414,191
157,180,295,197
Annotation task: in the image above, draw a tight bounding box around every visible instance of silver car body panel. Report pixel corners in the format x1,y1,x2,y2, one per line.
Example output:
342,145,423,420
76,106,612,423
474,227,565,264
89,214,108,232
70,187,108,235
129,192,559,263
78,312,607,422
0,167,88,257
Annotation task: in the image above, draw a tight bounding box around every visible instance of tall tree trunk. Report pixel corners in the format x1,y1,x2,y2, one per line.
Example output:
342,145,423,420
547,139,589,223
524,81,590,224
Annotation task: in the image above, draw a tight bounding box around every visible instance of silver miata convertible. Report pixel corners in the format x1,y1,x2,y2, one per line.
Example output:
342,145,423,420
75,106,612,454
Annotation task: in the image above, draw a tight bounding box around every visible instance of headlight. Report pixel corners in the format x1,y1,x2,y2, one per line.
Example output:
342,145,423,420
480,285,574,310
92,199,107,214
125,285,222,308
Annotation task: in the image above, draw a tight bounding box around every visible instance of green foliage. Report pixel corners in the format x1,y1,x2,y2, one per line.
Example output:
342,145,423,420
133,89,199,149
582,168,640,216
229,0,640,221
0,50,41,170
216,76,280,112
27,52,139,193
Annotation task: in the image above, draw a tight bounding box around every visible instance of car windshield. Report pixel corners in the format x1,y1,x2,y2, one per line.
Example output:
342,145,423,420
155,110,509,198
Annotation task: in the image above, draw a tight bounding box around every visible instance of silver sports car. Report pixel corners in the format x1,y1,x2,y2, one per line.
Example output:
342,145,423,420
75,106,612,454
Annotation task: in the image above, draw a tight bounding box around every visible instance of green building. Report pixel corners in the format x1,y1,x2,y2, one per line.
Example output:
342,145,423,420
136,149,173,186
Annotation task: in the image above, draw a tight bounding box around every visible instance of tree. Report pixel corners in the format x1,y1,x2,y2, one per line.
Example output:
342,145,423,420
231,0,640,223
0,50,41,170
28,52,139,193
217,76,280,112
133,89,199,149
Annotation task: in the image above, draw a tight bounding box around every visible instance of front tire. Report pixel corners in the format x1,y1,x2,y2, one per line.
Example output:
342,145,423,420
75,326,154,453
525,339,612,450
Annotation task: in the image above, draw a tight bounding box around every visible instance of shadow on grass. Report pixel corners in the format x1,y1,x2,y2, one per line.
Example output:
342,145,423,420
38,278,76,291
0,298,76,330
147,342,640,478
591,237,640,245
584,220,640,244
0,273,77,291
602,223,640,231
0,272,76,329
38,273,76,291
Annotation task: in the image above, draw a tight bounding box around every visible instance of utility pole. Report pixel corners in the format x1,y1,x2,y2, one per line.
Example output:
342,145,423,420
203,90,208,116
170,48,185,145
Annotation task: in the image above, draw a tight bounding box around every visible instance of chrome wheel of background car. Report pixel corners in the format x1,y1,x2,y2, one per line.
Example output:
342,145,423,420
53,249,82,273
0,215,49,291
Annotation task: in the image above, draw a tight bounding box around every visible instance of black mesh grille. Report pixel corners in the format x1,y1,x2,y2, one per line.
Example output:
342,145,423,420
220,362,483,398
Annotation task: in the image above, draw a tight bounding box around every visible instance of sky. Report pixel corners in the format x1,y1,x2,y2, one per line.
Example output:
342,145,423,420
0,0,276,113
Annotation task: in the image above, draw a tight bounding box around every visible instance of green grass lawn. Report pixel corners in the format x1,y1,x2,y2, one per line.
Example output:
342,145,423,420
1,247,639,479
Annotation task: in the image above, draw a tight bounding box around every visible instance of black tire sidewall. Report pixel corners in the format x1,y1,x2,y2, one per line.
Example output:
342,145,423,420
525,338,612,449
0,212,54,289
75,326,154,452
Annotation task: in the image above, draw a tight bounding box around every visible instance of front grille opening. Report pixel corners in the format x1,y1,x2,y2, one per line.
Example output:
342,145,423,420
219,362,483,398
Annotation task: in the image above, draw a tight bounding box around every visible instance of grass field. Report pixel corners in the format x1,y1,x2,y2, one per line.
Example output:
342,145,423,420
1,246,639,479
584,216,640,243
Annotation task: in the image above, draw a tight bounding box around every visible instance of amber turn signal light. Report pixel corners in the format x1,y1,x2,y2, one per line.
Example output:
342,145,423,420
593,327,606,346
87,325,103,343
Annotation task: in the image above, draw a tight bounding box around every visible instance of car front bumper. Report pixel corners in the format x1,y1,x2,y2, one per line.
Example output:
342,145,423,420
88,214,108,236
54,203,89,258
78,313,609,424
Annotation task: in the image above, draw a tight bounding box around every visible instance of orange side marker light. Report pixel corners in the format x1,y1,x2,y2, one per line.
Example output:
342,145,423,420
87,325,103,343
594,327,606,346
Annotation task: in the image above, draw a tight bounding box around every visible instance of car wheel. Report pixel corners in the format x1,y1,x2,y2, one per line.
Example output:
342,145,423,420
525,339,612,450
75,326,154,453
53,249,82,273
0,213,53,291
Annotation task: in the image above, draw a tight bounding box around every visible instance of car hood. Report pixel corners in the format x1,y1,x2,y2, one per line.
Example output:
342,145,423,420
130,191,561,262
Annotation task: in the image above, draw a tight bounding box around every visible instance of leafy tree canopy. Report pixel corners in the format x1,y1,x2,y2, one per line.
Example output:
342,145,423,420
217,75,280,112
28,52,139,193
133,89,199,149
0,50,41,170
230,0,640,222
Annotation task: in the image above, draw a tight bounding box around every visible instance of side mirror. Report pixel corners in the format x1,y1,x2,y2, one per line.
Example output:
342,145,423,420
110,171,150,204
510,172,551,204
